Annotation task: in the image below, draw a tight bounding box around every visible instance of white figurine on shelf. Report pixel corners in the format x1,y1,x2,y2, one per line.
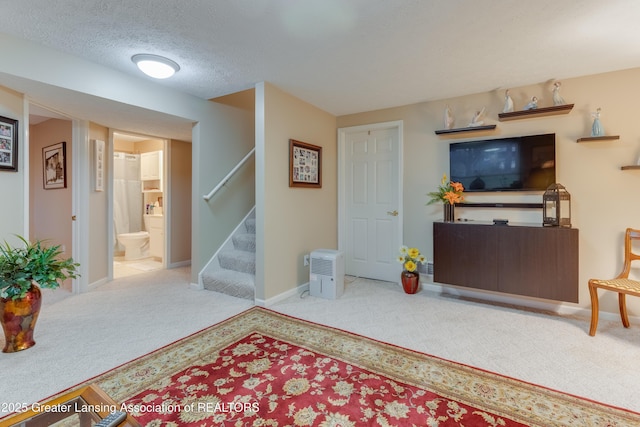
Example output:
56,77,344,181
552,81,566,106
502,89,514,113
445,105,454,129
523,96,538,110
591,107,604,137
468,106,485,127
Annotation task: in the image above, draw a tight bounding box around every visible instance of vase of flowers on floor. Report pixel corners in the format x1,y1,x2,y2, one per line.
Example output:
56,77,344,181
427,173,464,222
0,236,79,352
397,246,426,294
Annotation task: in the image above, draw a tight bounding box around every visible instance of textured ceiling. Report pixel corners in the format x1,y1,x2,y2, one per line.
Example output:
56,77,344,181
2,0,640,133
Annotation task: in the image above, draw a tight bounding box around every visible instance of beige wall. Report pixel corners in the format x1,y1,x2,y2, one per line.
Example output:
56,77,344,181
29,119,73,289
338,67,640,315
256,82,338,301
213,89,255,111
169,139,192,265
0,87,25,244
88,123,109,285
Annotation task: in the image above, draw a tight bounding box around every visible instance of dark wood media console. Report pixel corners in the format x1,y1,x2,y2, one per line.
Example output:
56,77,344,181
433,221,579,302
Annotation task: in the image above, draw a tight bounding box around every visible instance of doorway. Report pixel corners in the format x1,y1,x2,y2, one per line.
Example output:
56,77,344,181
28,105,75,291
112,132,166,278
338,121,403,282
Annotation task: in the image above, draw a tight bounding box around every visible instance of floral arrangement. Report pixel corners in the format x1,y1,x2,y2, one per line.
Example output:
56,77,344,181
397,246,425,273
427,174,464,205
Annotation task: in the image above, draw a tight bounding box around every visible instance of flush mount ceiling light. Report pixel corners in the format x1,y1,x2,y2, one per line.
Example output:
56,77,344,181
131,54,180,79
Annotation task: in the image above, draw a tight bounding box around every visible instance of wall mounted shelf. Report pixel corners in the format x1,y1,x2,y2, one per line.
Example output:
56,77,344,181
456,202,542,209
621,165,640,171
435,124,497,135
498,104,574,121
576,135,620,143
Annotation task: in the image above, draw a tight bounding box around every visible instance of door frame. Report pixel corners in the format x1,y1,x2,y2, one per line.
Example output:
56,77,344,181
107,130,169,279
337,120,403,280
71,119,90,293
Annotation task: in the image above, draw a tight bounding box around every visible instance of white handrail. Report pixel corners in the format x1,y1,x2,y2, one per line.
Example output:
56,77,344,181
203,148,255,202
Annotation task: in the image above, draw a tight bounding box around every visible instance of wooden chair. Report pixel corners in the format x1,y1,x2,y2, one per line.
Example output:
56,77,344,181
589,228,640,336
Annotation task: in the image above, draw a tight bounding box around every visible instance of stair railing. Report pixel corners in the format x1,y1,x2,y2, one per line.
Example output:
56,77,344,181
203,148,255,202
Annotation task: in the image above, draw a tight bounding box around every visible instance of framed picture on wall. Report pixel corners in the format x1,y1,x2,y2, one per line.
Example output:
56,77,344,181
0,115,18,172
289,139,322,188
43,141,67,189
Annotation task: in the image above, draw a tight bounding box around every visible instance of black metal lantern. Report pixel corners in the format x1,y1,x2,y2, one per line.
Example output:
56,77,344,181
543,183,571,227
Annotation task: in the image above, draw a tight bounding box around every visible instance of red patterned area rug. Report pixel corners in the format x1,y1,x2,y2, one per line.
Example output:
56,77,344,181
68,308,640,425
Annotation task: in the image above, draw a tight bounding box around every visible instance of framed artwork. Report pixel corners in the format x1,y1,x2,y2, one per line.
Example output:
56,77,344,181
43,141,67,189
94,139,105,191
0,115,18,172
289,139,322,188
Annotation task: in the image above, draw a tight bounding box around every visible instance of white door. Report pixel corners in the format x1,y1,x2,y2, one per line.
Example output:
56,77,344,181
338,121,402,282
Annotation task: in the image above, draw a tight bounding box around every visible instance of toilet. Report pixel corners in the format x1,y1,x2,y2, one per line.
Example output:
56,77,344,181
117,231,150,260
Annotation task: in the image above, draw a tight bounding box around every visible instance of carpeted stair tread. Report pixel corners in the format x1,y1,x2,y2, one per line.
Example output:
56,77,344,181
244,218,256,234
202,213,256,300
232,234,256,252
218,250,256,274
201,269,254,300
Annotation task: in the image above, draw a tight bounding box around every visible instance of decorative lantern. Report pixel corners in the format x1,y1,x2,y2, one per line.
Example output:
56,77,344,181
543,183,571,227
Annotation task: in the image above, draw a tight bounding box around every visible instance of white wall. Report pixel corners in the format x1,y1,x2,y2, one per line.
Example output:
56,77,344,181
0,87,26,244
338,68,640,316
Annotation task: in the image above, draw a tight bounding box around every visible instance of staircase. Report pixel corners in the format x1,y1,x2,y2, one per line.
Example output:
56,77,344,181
201,212,255,300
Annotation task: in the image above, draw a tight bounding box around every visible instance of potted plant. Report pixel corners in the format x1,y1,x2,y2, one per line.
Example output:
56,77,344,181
397,246,426,294
0,236,79,352
427,173,464,222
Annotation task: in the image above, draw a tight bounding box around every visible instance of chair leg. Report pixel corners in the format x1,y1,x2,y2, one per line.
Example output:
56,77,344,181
588,282,599,336
619,293,630,328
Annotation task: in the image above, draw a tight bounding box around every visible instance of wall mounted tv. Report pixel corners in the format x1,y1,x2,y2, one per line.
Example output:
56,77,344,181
449,133,556,192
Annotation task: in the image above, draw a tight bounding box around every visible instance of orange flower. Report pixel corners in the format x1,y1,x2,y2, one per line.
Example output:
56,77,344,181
427,174,465,205
443,191,462,205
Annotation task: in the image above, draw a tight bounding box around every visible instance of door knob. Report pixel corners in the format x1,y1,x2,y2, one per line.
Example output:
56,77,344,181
387,210,399,216
71,215,77,221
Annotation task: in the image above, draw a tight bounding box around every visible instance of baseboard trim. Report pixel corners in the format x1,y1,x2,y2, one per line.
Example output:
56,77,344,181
256,282,310,307
168,260,191,269
421,280,635,323
88,277,108,291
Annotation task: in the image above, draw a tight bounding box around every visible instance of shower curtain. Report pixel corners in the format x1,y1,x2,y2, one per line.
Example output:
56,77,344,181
113,152,143,252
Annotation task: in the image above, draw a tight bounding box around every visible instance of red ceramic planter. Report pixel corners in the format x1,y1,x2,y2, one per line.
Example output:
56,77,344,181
401,271,420,294
0,284,42,352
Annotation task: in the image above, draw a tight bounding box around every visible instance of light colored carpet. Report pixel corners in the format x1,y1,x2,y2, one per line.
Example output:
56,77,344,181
124,260,163,272
0,267,253,417
1,270,638,418
49,308,639,426
271,276,640,415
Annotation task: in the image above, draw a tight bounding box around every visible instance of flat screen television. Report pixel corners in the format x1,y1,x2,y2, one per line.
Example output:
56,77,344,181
449,133,556,192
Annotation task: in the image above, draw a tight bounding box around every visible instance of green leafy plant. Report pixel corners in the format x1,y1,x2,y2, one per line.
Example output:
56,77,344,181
0,236,80,300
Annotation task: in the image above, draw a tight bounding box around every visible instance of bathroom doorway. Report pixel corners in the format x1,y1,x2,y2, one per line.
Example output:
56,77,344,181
112,132,166,278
